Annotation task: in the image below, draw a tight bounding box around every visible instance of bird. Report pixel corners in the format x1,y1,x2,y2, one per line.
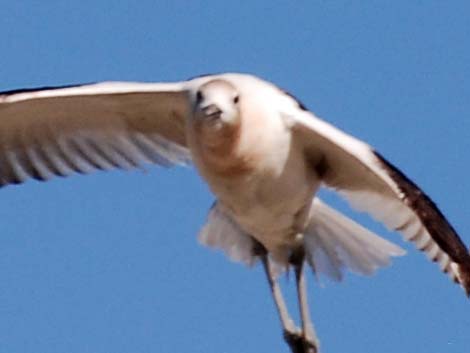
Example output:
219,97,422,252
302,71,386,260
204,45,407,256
0,73,469,353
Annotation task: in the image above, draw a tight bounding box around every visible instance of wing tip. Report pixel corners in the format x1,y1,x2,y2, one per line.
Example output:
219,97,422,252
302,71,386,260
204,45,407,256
0,83,93,98
374,151,470,296
457,259,470,297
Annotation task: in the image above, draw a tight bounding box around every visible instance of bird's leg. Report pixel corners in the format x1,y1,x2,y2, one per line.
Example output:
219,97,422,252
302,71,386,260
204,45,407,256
254,241,317,353
253,241,302,344
291,247,320,353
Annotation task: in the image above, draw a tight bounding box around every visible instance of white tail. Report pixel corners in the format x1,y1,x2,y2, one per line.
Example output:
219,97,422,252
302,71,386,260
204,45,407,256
199,199,405,281
305,199,405,281
198,203,256,266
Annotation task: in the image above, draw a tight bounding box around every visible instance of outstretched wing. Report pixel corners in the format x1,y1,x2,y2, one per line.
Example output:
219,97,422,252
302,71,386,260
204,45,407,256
0,81,191,186
291,109,470,295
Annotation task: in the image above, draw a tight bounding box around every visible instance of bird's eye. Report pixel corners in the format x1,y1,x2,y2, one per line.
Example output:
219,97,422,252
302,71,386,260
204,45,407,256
233,95,240,104
196,91,203,103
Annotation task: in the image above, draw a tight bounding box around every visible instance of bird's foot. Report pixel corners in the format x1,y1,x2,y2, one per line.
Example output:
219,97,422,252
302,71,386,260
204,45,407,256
283,328,319,353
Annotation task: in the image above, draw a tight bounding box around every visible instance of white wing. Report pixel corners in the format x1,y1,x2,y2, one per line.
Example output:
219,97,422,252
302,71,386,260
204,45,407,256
291,109,470,295
0,81,192,186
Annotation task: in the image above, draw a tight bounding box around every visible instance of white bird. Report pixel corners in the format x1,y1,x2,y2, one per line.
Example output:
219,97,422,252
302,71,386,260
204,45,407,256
1,73,469,352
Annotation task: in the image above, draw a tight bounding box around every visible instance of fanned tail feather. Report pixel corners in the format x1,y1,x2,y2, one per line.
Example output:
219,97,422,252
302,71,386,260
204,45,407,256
199,199,405,282
304,199,405,281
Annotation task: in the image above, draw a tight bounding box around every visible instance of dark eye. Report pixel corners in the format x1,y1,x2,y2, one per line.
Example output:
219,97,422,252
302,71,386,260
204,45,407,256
233,95,240,104
196,91,203,103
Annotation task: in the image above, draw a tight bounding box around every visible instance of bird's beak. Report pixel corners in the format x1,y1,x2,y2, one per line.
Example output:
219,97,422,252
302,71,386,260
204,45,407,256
201,104,222,120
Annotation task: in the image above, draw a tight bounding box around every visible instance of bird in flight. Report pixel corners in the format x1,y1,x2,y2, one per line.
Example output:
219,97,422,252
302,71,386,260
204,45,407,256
0,73,469,353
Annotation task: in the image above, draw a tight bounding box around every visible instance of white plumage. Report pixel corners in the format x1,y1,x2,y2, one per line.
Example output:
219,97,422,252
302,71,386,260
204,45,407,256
1,73,469,352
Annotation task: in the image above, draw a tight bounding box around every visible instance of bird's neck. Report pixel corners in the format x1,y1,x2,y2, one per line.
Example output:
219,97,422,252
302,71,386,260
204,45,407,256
189,121,256,178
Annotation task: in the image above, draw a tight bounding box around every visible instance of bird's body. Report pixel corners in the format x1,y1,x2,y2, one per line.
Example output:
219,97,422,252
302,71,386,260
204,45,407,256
0,72,469,352
187,74,319,261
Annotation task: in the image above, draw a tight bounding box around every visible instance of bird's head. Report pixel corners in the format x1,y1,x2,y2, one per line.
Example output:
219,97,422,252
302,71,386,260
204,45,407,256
188,78,250,174
192,79,241,133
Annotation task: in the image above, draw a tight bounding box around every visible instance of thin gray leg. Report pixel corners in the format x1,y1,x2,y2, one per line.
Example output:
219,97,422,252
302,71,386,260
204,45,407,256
255,239,320,353
293,253,320,353
260,254,299,335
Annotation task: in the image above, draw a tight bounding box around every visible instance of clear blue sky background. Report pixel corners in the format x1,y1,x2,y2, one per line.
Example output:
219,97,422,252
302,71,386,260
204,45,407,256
0,2,469,353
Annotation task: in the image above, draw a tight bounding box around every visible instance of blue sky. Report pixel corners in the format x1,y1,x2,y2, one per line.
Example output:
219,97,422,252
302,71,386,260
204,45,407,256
0,2,469,353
